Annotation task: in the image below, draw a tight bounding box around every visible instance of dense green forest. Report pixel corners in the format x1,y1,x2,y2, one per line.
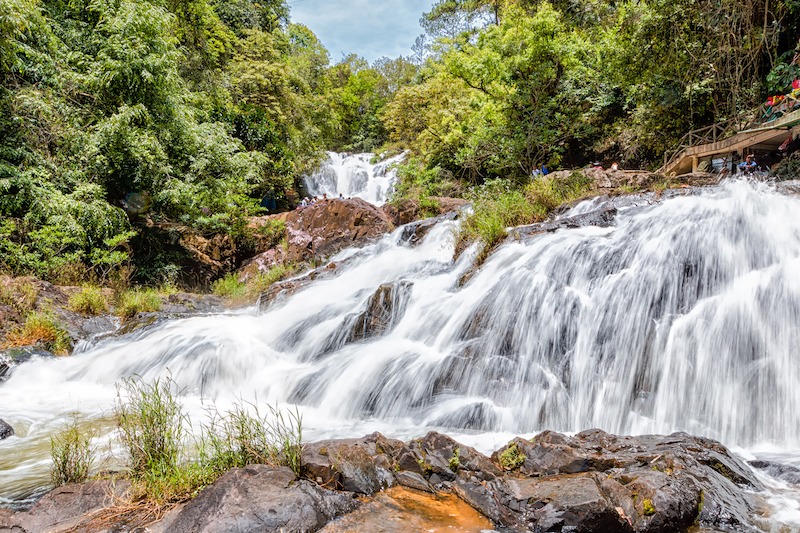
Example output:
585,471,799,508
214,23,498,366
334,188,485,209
1,0,799,286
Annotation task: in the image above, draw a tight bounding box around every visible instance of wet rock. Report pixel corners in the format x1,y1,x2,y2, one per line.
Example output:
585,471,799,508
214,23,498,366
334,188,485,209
302,433,402,494
399,211,459,247
318,486,494,533
285,198,392,262
749,459,800,485
0,479,131,532
348,281,414,341
0,418,13,440
383,196,469,226
156,466,357,533
0,355,10,382
394,471,434,493
510,205,618,241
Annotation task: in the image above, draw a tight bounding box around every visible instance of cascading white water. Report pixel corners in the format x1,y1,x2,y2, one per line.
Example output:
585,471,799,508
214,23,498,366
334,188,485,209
1,179,800,525
303,151,405,205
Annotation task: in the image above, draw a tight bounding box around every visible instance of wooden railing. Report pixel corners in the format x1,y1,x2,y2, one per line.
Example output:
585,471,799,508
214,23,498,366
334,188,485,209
661,103,770,171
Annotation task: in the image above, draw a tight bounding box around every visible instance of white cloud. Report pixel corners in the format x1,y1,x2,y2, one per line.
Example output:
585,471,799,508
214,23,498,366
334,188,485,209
288,0,435,62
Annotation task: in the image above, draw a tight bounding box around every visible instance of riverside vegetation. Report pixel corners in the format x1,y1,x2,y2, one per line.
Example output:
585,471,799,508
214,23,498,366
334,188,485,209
49,377,303,519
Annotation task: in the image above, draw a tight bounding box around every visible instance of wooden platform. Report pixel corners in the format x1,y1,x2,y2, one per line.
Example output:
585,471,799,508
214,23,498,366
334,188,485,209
660,108,800,175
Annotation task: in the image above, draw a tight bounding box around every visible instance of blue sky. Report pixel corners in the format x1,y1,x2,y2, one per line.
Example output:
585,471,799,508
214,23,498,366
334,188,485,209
288,0,436,63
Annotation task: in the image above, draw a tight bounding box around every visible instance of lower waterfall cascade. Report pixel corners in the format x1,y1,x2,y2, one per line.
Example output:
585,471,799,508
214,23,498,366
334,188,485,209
1,179,799,526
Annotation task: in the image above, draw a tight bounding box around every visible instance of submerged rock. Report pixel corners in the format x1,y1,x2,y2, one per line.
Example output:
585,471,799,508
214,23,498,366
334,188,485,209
0,418,13,440
348,280,414,341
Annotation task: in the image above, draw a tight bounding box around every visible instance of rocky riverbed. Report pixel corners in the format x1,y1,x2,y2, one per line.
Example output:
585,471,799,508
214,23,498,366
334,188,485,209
0,429,776,532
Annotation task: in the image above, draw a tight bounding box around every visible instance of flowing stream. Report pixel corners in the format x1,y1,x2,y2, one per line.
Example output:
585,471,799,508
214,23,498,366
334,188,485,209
1,179,800,526
303,151,405,205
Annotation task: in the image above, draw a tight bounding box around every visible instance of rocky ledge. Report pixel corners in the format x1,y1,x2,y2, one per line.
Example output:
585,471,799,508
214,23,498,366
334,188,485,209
0,429,770,533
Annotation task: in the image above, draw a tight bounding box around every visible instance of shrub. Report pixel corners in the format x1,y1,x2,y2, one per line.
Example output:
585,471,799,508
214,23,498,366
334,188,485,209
250,219,286,250
202,401,303,477
390,159,461,218
116,289,162,319
68,286,109,315
4,311,72,355
51,423,93,486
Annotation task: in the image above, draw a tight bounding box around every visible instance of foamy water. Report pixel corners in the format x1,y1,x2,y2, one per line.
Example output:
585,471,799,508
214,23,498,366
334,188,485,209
1,179,799,528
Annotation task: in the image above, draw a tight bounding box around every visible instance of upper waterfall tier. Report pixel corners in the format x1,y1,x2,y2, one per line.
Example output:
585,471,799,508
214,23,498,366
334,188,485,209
303,152,405,206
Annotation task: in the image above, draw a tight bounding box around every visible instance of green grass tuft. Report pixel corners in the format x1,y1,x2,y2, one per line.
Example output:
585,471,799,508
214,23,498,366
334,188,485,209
51,422,93,486
202,401,304,477
116,289,162,319
69,286,109,315
211,274,247,299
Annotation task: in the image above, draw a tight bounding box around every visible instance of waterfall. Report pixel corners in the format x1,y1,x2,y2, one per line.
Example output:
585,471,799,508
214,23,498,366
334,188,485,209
2,179,800,519
303,151,406,205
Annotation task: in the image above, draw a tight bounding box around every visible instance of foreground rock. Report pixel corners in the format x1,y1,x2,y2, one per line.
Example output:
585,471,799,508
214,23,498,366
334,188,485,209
0,479,130,532
153,466,358,533
0,430,769,533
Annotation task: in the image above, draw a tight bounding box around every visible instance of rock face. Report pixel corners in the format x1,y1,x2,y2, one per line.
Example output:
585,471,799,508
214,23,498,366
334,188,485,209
154,466,358,533
284,198,392,263
0,418,13,440
482,430,762,532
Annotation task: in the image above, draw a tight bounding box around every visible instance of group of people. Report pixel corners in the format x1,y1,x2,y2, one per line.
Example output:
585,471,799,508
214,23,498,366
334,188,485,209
531,164,549,178
298,192,346,208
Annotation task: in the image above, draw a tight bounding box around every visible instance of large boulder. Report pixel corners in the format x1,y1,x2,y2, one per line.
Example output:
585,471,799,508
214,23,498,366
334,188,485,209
284,198,392,262
155,466,357,533
302,433,405,495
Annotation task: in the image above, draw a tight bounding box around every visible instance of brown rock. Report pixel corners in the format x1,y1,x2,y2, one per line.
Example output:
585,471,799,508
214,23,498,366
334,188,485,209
237,247,288,281
382,197,468,226
0,479,131,533
155,466,357,533
284,198,392,262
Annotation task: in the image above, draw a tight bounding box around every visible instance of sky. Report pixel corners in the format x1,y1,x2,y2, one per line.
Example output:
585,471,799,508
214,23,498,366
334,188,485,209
288,0,436,63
